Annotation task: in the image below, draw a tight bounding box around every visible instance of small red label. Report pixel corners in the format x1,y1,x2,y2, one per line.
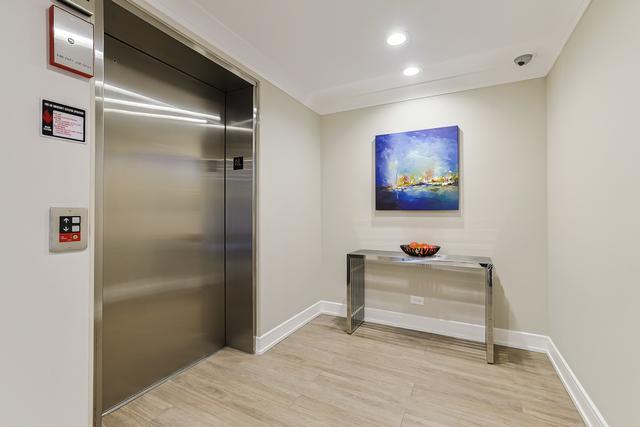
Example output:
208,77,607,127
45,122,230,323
59,233,81,243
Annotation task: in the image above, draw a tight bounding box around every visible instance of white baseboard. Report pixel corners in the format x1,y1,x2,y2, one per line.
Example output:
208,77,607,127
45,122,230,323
256,300,607,427
255,301,325,354
546,338,609,427
329,304,549,353
320,300,346,317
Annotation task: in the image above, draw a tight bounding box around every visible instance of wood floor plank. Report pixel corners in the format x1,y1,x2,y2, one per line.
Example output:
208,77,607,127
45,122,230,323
102,408,150,427
103,315,584,427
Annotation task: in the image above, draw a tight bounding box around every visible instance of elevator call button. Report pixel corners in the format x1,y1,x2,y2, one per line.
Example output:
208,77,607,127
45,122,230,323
59,216,81,242
50,207,88,252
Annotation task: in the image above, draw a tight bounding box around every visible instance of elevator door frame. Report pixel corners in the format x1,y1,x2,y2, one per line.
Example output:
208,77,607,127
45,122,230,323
93,0,259,424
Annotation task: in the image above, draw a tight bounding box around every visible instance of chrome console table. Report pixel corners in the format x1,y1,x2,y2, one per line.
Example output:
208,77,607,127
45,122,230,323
346,250,495,364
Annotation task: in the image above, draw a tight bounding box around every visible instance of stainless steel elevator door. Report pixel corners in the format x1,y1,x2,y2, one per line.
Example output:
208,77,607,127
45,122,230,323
102,35,226,411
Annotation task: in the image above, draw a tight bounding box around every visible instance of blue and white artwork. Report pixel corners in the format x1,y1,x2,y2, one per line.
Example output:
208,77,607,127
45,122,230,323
375,126,460,210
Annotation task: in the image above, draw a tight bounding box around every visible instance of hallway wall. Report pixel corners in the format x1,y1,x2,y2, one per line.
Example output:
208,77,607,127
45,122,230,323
257,82,323,335
320,79,548,334
547,0,640,424
0,2,93,427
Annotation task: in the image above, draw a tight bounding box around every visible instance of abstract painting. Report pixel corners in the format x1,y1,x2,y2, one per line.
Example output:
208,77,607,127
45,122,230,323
375,125,459,210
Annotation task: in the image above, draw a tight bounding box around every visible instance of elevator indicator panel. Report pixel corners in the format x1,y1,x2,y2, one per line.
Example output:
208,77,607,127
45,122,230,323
50,207,88,252
233,156,244,170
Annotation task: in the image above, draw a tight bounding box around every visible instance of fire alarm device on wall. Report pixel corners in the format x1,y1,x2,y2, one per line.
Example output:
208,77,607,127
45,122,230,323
50,207,88,252
49,5,94,78
56,0,95,17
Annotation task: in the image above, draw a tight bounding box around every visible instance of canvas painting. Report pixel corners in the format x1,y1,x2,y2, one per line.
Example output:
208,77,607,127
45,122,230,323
375,125,460,210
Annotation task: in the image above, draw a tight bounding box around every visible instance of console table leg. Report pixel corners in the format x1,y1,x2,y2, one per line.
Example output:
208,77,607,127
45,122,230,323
485,264,495,364
346,254,365,334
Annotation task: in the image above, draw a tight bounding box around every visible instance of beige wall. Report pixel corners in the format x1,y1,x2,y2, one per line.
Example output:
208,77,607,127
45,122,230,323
0,2,93,427
257,81,323,335
321,79,548,334
547,0,640,425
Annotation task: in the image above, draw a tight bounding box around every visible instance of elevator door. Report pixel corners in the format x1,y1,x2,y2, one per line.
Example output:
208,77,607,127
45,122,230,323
102,35,226,411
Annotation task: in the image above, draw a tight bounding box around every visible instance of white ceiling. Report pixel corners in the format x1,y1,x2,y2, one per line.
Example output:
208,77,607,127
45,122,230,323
143,0,590,115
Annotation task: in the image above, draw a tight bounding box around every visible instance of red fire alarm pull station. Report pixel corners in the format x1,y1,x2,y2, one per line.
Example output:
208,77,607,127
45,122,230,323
49,5,95,78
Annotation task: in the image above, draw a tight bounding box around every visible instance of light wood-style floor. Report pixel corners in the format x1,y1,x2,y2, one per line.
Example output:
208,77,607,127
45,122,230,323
103,315,583,426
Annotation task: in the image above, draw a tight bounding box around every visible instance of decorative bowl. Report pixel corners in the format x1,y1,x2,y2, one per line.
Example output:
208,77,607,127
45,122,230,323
400,244,440,257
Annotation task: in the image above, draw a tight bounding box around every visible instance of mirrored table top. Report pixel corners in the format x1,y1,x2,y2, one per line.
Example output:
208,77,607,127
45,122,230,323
349,249,492,269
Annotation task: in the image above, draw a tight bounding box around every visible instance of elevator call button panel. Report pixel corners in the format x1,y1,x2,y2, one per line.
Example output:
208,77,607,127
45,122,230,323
50,207,88,252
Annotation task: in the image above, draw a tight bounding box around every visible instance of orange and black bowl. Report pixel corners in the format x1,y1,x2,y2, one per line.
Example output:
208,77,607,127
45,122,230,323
400,244,440,257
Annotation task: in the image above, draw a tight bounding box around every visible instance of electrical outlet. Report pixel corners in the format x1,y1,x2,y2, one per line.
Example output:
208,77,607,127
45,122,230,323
410,295,424,305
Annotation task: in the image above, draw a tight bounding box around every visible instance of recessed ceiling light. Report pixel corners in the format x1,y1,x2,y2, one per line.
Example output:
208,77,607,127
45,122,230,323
403,66,420,76
386,32,407,46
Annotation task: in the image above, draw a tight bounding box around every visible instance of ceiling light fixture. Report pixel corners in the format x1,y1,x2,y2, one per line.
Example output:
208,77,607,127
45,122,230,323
403,66,420,76
386,32,407,46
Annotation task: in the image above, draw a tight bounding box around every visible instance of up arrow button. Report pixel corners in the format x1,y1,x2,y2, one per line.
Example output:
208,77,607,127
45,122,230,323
59,217,74,233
